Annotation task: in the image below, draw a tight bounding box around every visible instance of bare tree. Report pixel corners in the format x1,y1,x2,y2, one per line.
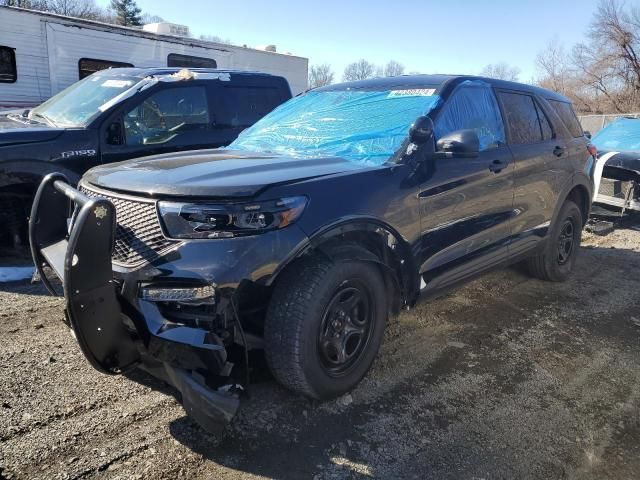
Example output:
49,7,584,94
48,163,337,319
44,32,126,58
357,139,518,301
141,12,163,24
199,34,231,44
343,59,377,81
570,0,640,112
480,62,521,81
535,38,571,93
0,0,44,6
46,0,102,19
384,60,405,77
535,0,640,113
309,64,334,89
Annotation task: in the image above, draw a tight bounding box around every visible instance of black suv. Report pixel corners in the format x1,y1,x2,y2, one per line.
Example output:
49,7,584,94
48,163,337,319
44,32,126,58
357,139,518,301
0,67,291,248
30,75,594,434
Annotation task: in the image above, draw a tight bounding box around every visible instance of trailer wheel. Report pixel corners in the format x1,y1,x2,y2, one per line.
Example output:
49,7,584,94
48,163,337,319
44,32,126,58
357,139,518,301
264,255,387,400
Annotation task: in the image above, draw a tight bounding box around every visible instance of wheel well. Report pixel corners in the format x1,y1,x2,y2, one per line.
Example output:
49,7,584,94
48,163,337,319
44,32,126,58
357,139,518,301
566,185,590,226
0,182,37,247
306,229,417,315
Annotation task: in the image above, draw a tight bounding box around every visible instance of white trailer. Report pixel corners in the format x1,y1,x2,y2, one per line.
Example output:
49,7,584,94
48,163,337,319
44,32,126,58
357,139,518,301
0,7,308,109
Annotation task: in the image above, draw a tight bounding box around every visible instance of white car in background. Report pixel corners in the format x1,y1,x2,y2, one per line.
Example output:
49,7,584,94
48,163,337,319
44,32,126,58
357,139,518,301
592,117,640,213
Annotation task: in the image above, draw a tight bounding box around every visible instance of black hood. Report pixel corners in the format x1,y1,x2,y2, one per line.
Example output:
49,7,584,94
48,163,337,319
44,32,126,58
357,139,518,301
84,149,373,198
0,114,65,147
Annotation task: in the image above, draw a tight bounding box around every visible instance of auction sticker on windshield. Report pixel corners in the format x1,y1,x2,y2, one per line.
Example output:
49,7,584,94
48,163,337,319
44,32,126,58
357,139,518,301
102,80,134,88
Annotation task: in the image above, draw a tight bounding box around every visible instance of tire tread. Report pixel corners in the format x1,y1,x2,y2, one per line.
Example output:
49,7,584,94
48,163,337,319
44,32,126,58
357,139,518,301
264,256,334,398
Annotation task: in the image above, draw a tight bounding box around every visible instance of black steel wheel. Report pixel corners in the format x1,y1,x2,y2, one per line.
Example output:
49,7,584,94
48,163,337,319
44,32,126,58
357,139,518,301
264,256,387,400
318,280,375,377
557,218,576,265
526,200,582,282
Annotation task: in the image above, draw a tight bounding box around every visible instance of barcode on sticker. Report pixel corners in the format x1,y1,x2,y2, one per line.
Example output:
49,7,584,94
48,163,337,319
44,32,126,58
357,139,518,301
388,89,436,97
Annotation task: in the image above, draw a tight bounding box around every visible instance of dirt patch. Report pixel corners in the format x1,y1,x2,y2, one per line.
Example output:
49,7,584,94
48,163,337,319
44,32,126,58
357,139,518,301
1,227,640,479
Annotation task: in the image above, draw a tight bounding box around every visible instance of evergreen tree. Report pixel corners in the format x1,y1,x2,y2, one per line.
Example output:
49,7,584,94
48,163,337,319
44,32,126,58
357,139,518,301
109,0,142,26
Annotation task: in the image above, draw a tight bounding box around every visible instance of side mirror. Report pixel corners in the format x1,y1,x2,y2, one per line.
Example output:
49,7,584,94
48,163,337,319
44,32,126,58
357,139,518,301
106,121,123,145
436,129,480,157
409,115,434,145
584,130,592,139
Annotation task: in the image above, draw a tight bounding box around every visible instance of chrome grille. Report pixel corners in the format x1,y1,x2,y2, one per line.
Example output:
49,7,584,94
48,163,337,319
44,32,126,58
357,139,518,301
80,185,178,267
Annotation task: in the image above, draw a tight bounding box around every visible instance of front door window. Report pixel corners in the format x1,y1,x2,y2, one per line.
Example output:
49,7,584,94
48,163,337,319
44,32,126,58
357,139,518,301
124,86,210,146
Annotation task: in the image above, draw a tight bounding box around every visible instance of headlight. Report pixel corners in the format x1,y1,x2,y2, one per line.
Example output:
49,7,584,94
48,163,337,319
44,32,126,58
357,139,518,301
158,196,308,239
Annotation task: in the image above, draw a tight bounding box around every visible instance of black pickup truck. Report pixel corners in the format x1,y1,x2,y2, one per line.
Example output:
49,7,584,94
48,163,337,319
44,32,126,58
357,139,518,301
0,67,291,249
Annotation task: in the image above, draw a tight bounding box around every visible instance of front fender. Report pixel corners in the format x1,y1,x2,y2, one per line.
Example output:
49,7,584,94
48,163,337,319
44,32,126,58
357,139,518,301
0,160,81,189
268,217,420,306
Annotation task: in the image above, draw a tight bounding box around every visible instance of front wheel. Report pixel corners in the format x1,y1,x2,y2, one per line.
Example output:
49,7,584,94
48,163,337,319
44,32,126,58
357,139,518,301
264,256,387,400
526,200,582,282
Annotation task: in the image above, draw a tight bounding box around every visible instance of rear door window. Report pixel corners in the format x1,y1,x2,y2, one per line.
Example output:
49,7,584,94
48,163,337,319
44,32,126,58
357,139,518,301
0,46,16,83
434,83,505,151
124,86,209,146
214,85,284,129
548,100,583,137
498,92,543,144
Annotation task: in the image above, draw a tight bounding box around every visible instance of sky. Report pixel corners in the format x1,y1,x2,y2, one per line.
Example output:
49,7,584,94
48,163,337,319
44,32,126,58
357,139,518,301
96,0,603,82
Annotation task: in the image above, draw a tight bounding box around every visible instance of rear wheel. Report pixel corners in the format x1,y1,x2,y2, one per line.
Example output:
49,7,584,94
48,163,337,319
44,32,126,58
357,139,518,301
264,256,387,399
526,200,582,282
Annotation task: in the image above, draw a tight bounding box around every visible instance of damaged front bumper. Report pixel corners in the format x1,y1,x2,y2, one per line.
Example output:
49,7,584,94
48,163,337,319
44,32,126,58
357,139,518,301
594,151,640,213
28,173,240,434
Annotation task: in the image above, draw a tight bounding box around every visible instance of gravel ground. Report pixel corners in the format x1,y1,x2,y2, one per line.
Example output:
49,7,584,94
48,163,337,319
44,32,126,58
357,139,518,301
2,223,640,479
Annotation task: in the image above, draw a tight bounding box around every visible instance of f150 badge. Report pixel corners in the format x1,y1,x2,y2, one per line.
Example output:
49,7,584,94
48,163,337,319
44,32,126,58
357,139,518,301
60,149,97,159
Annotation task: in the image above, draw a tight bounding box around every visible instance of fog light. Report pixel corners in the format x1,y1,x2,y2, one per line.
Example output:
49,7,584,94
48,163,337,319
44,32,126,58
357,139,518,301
140,285,216,304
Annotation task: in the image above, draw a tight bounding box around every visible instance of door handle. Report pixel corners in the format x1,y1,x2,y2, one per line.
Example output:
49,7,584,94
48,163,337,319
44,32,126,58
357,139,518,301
489,159,506,173
553,146,566,157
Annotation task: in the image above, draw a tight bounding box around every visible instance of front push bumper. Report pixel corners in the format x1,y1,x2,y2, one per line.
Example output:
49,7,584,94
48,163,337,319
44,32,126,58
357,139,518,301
28,173,240,434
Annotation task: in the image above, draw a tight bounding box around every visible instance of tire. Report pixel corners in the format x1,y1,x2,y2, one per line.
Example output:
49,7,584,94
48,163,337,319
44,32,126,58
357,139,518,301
526,200,582,282
264,255,387,400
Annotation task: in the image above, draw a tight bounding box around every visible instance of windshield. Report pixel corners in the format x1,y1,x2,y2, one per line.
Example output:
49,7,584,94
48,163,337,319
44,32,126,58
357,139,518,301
229,88,441,165
29,72,142,128
592,117,640,152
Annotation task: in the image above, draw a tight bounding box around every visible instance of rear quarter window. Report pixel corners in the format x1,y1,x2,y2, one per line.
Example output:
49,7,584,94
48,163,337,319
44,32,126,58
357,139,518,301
548,100,583,138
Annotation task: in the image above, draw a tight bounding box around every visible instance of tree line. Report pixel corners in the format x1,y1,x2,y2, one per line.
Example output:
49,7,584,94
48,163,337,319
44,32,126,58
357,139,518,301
2,0,162,27
312,1,640,114
309,60,409,89
4,0,638,114
535,0,640,114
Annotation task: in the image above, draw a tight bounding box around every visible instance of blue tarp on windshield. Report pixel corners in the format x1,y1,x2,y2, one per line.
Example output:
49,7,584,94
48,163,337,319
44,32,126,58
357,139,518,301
592,117,640,152
229,89,441,165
